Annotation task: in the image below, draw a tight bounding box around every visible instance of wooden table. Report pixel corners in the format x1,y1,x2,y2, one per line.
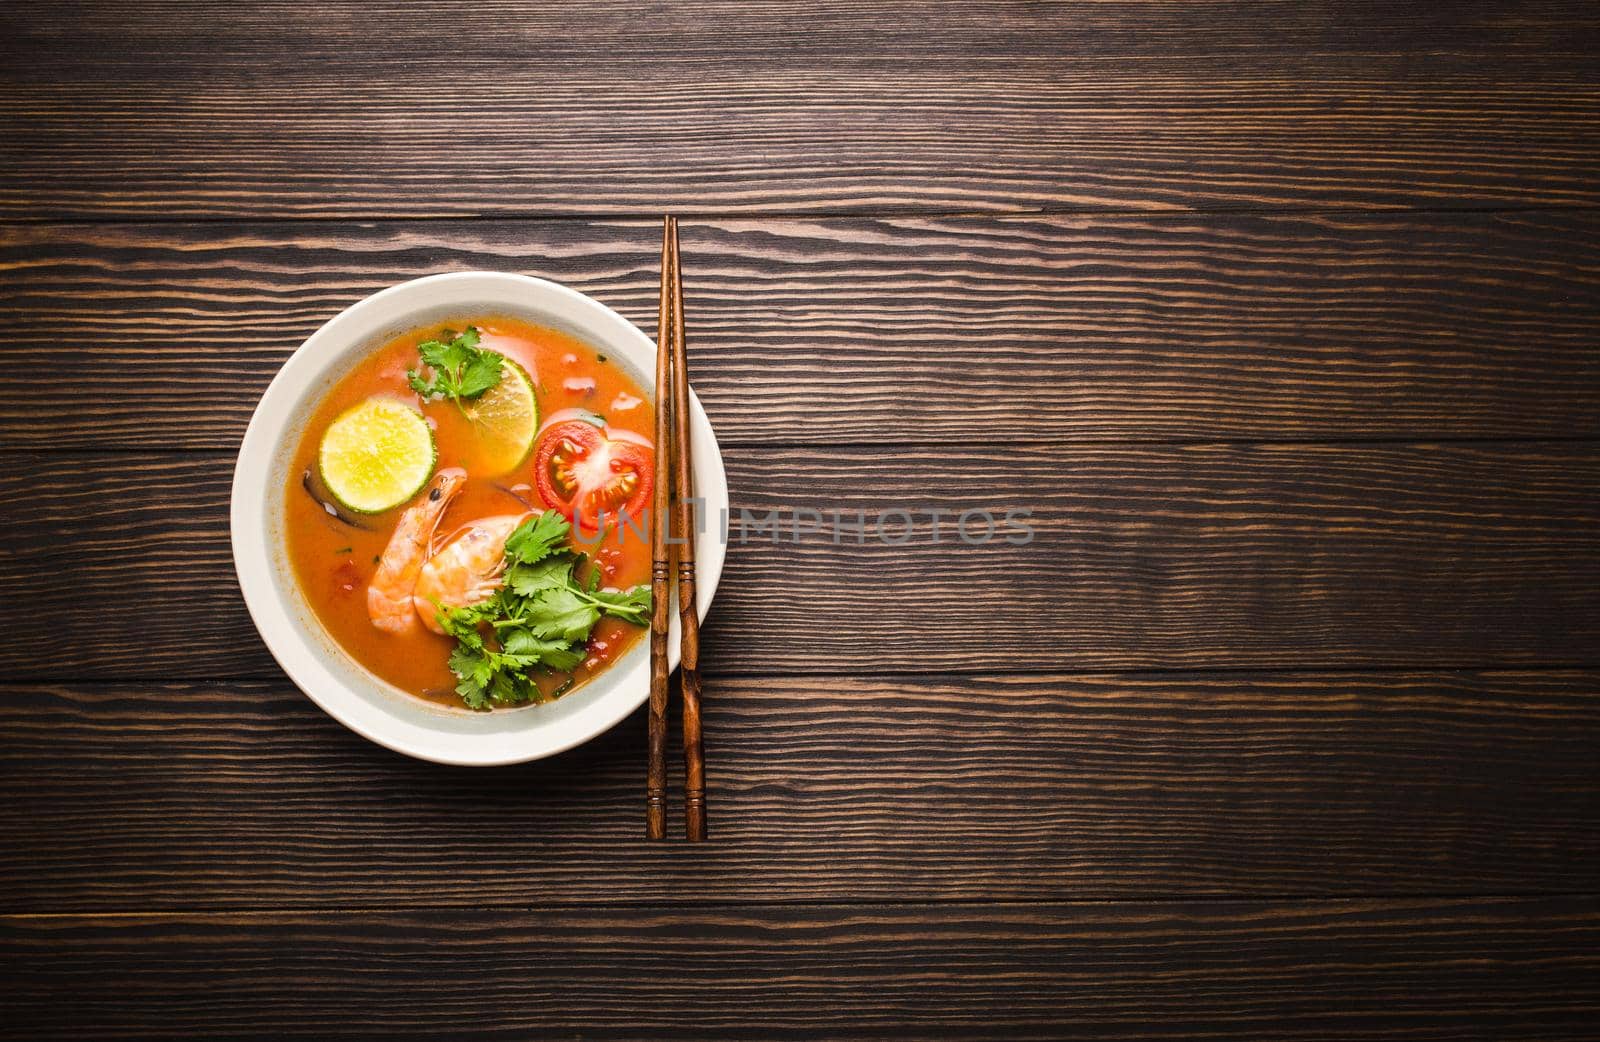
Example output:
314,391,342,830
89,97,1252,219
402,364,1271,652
3,3,1599,1038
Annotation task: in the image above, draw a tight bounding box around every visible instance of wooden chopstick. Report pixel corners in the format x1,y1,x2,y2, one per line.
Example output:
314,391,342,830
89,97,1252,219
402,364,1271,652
668,217,707,842
646,217,674,841
646,215,708,842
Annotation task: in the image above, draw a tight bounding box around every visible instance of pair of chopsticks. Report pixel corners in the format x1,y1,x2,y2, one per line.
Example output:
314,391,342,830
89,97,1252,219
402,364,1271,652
647,216,706,842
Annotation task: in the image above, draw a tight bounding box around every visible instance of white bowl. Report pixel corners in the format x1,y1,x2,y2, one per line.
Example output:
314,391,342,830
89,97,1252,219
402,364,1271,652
231,272,727,766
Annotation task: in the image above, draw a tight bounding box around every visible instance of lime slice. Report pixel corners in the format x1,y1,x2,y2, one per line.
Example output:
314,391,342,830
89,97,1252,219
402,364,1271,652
317,397,436,514
463,359,539,476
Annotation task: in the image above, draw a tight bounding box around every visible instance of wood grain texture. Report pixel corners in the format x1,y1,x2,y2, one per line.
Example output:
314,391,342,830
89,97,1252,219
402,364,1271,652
2,672,1597,911
3,11,1598,218
2,444,1594,678
3,212,1598,449
5,899,1599,1041
7,1,1599,63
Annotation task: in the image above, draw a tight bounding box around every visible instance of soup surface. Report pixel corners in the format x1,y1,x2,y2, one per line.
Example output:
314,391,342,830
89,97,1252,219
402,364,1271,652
285,316,654,709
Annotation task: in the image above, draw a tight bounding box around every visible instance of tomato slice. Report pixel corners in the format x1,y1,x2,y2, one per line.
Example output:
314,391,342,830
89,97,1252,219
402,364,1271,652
533,418,654,530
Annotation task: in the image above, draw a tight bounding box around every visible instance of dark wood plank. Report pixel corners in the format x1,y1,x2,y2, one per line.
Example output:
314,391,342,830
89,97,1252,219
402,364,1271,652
7,1,1598,63
5,899,1598,1040
3,212,1598,449
3,41,1598,217
2,444,1595,678
2,672,1597,911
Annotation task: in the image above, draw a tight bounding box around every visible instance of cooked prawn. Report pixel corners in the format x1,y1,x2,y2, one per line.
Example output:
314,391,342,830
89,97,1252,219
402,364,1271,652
413,513,530,634
367,468,466,635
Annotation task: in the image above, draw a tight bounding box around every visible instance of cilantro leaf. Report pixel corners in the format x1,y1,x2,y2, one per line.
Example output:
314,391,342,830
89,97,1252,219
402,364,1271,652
457,349,505,398
437,602,488,648
448,643,490,685
457,681,492,711
501,628,582,662
504,511,570,565
522,587,602,642
435,509,651,711
406,326,504,409
585,584,652,626
506,556,575,597
449,644,496,710
540,643,588,672
419,337,468,376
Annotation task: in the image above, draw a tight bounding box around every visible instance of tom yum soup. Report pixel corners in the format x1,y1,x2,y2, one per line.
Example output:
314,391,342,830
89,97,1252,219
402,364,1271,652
285,317,656,710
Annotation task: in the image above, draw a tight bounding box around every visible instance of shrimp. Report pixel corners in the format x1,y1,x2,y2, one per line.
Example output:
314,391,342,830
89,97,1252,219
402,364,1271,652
367,468,467,635
413,513,530,634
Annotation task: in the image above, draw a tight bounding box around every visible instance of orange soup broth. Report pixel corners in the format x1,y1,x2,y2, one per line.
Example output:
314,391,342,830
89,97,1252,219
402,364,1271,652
285,316,655,708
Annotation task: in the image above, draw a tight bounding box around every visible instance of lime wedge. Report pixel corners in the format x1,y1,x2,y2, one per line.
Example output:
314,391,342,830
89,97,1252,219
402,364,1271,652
463,359,539,476
317,397,436,514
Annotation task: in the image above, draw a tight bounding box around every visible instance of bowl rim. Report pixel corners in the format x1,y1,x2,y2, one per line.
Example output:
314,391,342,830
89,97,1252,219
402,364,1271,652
230,270,726,766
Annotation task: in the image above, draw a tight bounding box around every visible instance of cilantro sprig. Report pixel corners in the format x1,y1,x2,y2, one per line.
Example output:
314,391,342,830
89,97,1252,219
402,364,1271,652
435,511,651,711
406,326,504,411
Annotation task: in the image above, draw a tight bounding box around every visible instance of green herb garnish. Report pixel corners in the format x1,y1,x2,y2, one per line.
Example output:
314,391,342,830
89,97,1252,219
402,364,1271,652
435,510,650,710
406,326,504,411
